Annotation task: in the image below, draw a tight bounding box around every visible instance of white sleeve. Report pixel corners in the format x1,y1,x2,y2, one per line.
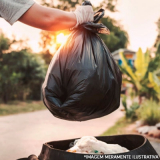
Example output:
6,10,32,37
0,0,35,25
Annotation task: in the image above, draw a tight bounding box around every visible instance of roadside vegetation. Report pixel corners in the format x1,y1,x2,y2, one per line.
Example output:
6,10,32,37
0,101,46,116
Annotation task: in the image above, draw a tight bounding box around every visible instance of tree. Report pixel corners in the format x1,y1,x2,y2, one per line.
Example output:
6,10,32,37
100,17,129,52
0,30,28,61
0,49,46,103
0,31,47,103
154,17,160,48
39,0,128,55
0,31,11,61
41,0,117,11
41,50,53,65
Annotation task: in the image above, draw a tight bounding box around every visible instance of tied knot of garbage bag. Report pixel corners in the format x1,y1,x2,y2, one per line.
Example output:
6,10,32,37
42,2,122,121
72,8,110,35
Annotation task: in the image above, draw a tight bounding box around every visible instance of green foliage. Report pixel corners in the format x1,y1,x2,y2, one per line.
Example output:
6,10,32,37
99,18,129,52
96,0,118,12
41,50,53,65
0,32,10,60
122,96,140,120
154,17,160,47
119,48,160,102
0,30,27,60
101,117,131,136
0,49,46,103
147,45,160,73
41,0,117,12
137,100,160,125
0,101,46,116
0,32,10,51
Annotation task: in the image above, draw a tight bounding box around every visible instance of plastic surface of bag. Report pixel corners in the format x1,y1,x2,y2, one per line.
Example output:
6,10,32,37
67,136,129,154
42,1,122,121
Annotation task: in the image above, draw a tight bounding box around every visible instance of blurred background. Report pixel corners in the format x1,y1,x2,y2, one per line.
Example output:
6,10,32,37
0,0,160,159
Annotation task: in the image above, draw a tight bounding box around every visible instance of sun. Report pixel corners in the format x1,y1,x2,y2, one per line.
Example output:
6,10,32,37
56,33,68,44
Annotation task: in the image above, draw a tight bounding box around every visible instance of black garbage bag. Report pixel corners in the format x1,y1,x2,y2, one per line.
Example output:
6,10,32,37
42,4,122,121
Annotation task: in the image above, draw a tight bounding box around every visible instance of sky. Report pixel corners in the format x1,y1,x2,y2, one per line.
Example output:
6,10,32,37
0,0,160,53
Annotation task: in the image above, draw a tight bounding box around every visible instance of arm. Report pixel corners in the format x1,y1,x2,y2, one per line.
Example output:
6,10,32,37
19,3,77,31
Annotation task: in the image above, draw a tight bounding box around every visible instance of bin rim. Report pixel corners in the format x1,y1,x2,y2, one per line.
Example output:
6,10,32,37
43,134,147,155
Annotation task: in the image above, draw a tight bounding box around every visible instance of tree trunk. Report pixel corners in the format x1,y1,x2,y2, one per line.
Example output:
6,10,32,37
138,96,142,105
3,93,8,104
0,50,3,61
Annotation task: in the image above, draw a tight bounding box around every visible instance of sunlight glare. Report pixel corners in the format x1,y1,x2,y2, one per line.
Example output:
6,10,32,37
56,33,68,44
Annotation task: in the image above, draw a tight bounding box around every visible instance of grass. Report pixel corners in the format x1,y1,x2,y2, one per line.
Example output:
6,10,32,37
102,100,160,136
0,101,46,116
101,117,132,136
137,100,160,125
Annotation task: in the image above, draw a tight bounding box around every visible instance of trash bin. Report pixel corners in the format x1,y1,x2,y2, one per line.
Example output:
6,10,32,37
38,135,160,160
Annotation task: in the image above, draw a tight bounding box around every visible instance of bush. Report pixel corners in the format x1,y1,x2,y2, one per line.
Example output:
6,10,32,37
122,95,140,121
0,49,46,103
138,100,160,125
